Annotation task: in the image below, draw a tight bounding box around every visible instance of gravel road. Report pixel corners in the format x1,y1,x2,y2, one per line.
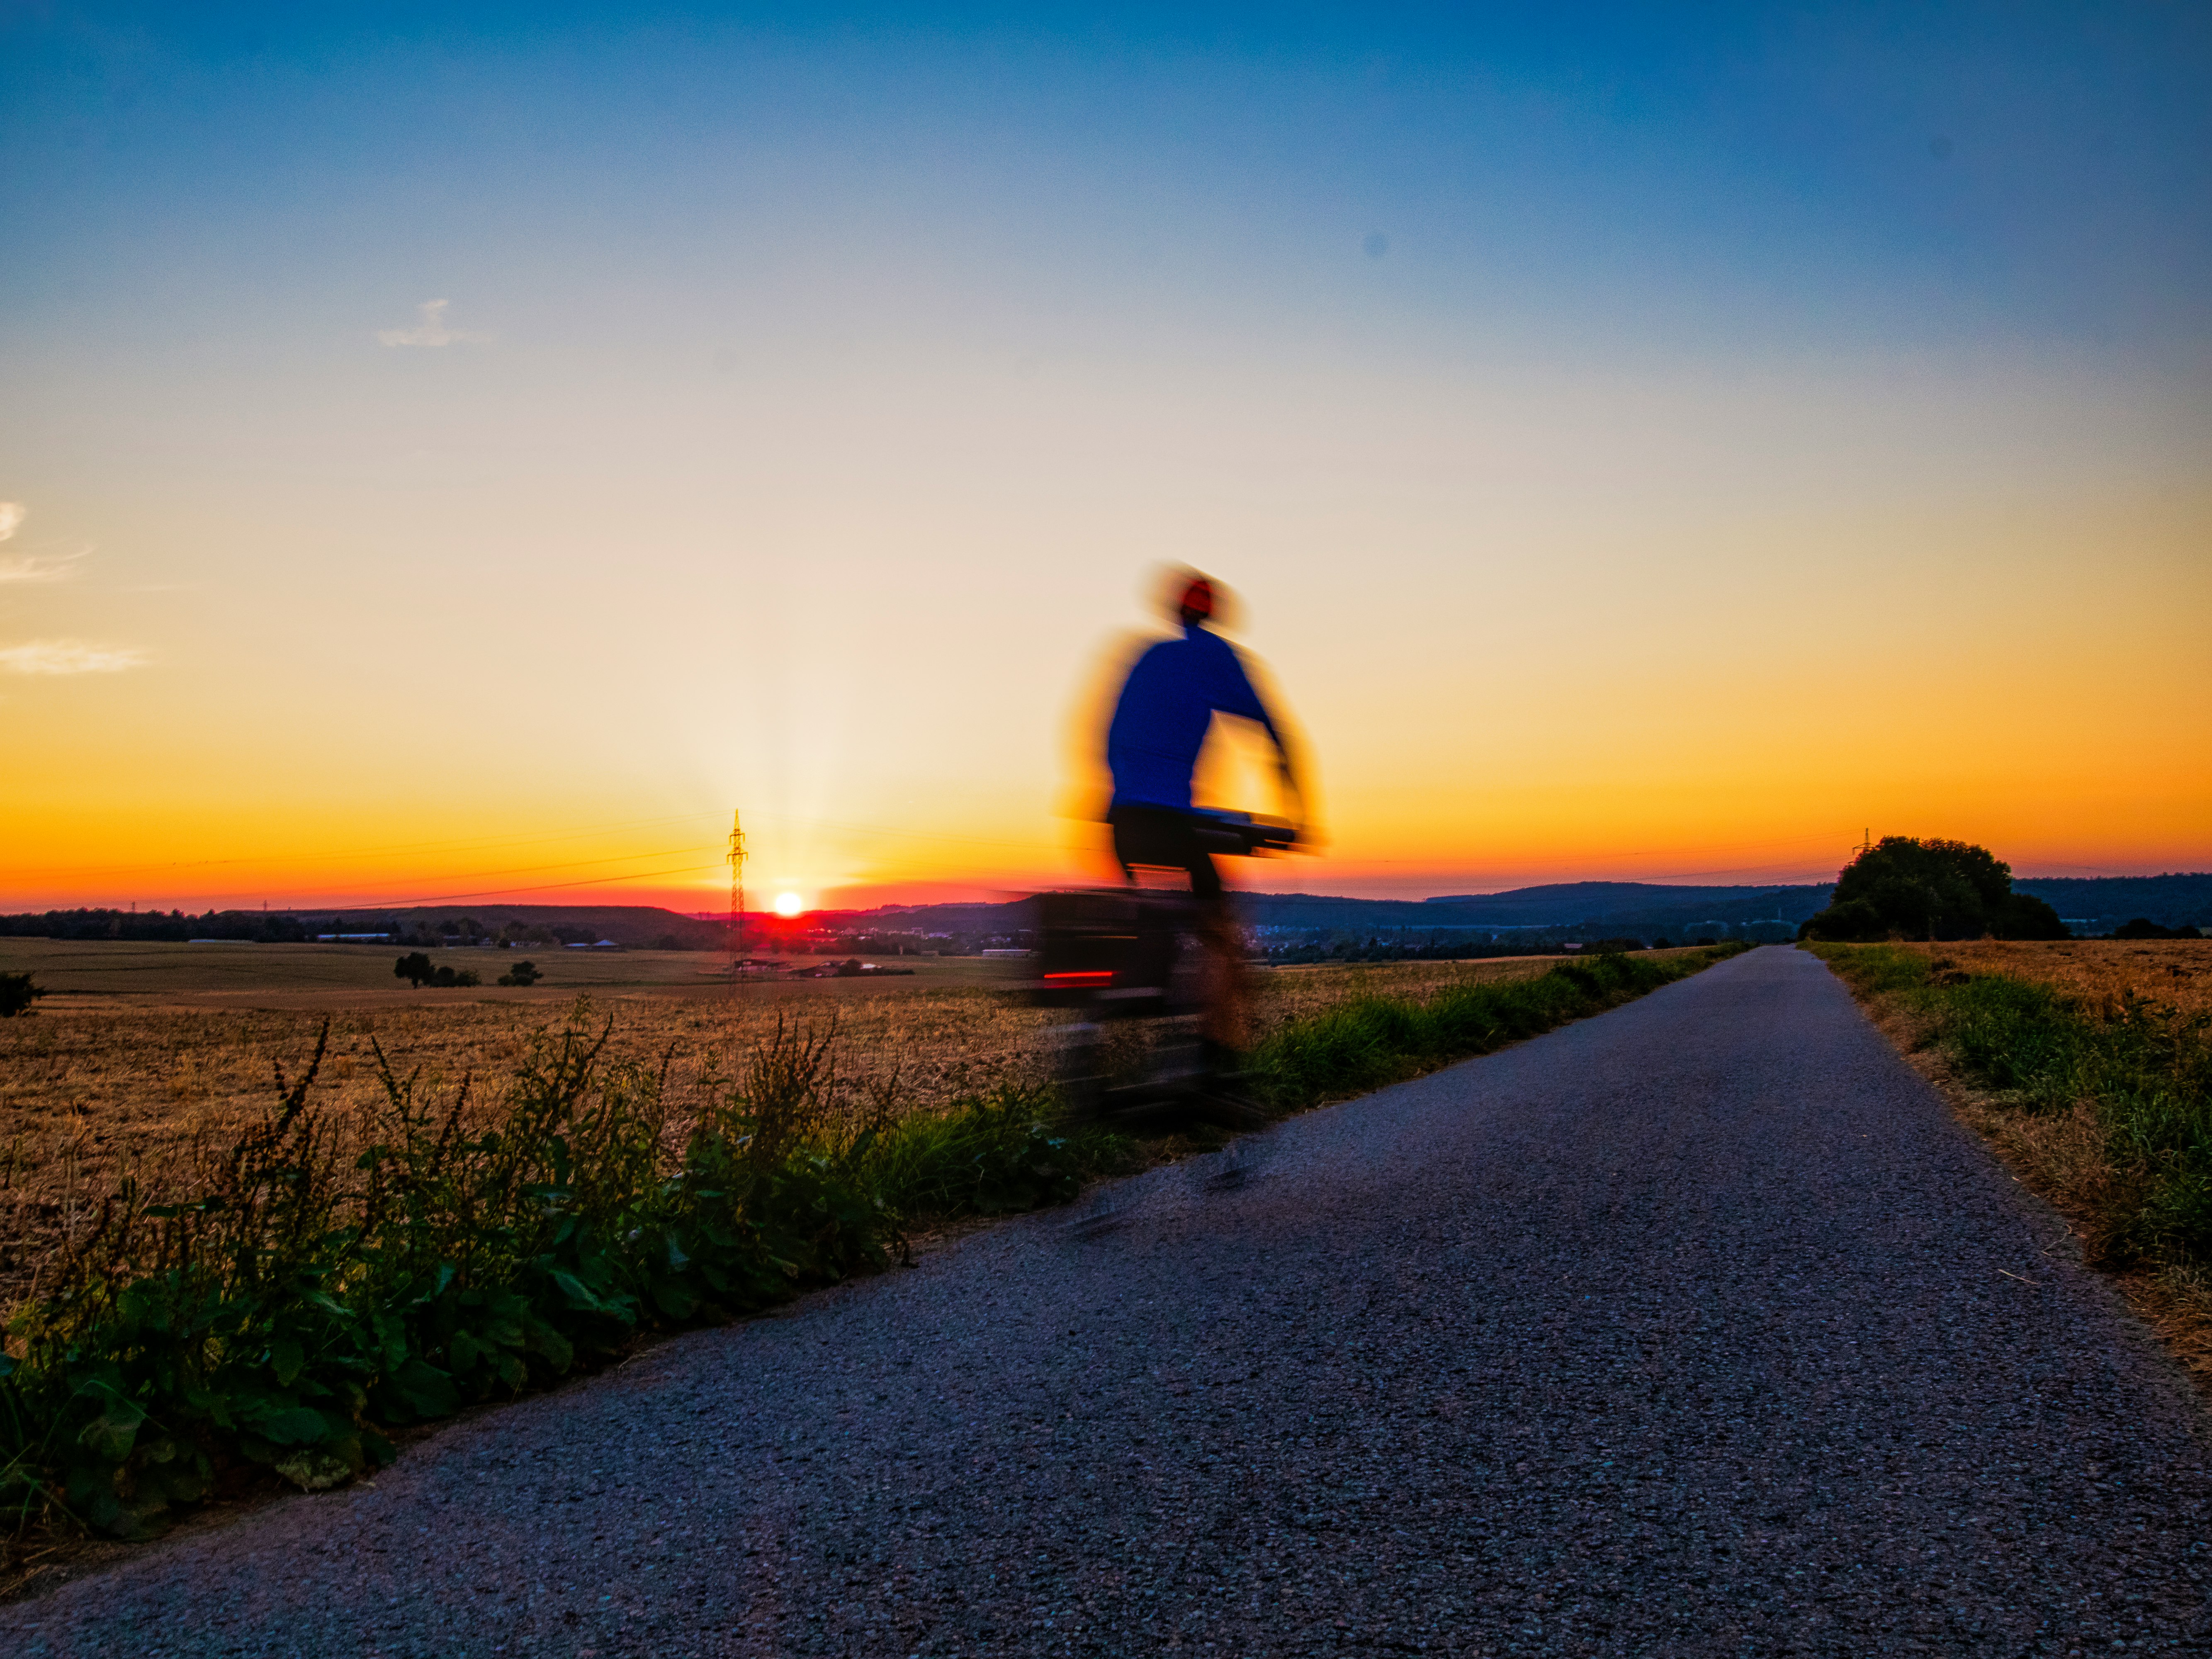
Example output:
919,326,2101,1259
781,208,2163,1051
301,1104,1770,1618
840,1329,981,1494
9,944,2209,1656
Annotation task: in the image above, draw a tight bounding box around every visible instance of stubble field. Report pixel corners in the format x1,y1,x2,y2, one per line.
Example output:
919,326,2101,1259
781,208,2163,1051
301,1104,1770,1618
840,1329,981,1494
1887,937,2212,1017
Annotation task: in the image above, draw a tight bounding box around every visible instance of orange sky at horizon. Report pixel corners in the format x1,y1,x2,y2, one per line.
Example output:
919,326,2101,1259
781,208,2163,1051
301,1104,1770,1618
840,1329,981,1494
8,467,2207,914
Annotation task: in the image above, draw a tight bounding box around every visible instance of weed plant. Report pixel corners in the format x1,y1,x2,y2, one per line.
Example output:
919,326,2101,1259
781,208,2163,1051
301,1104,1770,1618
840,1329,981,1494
1809,944,2212,1272
0,1006,1128,1543
1,946,1747,1547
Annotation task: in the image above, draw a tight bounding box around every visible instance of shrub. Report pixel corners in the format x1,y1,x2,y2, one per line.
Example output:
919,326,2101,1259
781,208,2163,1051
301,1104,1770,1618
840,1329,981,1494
0,973,46,1018
2114,918,2203,941
497,960,542,987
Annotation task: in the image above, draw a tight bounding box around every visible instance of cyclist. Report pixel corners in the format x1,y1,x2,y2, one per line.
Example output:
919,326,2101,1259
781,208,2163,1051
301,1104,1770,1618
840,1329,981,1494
1103,569,1306,1081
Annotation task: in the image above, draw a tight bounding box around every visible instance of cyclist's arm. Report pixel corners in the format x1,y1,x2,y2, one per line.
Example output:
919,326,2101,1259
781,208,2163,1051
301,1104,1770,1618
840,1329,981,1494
1211,641,1307,832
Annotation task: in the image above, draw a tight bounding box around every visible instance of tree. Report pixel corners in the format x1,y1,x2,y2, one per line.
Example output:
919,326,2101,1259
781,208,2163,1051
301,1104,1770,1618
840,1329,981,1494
1799,837,2069,941
497,959,542,986
1993,892,2069,940
394,951,435,987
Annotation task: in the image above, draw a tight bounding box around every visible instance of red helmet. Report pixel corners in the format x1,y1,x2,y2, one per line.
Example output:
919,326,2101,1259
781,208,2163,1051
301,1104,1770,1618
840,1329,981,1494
1178,577,1215,621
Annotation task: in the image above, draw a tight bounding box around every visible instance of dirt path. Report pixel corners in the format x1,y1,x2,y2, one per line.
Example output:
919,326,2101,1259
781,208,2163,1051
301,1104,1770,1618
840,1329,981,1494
8,946,2208,1655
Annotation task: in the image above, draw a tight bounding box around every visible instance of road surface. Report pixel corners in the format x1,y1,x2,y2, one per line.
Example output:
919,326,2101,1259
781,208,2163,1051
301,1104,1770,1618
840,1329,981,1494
8,945,2208,1655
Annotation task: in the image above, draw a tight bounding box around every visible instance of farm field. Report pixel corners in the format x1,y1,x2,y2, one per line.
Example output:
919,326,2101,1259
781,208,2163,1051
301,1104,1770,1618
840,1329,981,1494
1886,937,2212,1017
0,938,1016,1008
0,944,1583,1315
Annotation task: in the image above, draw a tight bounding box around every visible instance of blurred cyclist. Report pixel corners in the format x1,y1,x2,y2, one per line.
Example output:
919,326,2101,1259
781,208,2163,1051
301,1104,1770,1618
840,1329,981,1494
1104,569,1306,1075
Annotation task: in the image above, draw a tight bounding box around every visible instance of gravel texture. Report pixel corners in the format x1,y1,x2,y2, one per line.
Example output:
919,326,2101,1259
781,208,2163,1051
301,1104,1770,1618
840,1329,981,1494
9,944,2210,1656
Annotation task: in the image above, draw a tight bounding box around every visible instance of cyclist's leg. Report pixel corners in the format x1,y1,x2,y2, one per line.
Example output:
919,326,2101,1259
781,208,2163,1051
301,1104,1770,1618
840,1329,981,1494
1168,836,1251,1056
1191,891,1250,1053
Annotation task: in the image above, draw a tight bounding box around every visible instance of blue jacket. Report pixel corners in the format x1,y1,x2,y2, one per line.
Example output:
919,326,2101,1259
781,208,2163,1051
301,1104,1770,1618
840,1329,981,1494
1106,623,1279,812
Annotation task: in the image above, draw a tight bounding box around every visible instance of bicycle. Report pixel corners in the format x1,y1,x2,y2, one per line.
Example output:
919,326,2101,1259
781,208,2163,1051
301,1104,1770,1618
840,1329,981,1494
1021,808,1296,1131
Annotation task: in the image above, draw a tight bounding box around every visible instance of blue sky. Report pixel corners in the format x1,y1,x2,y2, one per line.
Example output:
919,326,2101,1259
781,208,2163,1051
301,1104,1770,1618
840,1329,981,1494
9,3,2207,358
4,4,2207,907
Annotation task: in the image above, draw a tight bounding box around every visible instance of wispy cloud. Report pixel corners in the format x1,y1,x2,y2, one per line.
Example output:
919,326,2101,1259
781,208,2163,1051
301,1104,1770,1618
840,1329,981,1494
0,640,148,675
0,505,94,582
376,299,490,348
0,549,90,584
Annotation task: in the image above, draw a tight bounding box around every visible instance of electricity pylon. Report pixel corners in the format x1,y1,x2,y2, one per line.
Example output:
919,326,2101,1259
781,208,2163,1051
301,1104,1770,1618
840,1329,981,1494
727,809,747,974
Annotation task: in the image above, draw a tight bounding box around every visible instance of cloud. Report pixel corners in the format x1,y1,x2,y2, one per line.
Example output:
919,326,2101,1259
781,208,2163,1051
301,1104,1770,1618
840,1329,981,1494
0,548,89,584
0,502,21,540
376,299,490,348
0,640,148,675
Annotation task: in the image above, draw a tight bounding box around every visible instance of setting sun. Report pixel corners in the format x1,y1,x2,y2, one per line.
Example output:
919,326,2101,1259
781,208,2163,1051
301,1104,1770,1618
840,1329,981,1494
773,892,803,918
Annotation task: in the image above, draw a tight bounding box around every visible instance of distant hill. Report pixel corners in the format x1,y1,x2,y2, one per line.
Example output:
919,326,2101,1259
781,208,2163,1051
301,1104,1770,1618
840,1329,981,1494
1410,881,1833,929
871,874,2210,939
7,873,2205,946
2011,874,2212,931
0,904,730,949
311,904,729,947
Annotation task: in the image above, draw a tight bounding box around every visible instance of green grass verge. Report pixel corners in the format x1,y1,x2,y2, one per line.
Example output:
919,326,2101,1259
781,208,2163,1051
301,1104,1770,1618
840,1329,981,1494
0,1014,1135,1545
1,944,1748,1545
1251,942,1750,1109
1806,943,2212,1273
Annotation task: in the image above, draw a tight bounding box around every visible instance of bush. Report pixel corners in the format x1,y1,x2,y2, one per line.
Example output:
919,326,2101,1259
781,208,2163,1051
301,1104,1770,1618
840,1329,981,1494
395,953,482,988
497,960,542,987
0,972,46,1018
2115,918,2203,941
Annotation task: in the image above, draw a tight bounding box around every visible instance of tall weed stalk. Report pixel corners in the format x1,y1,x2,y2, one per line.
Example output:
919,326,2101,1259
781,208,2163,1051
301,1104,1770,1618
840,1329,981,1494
3,948,1744,1545
0,1004,1104,1542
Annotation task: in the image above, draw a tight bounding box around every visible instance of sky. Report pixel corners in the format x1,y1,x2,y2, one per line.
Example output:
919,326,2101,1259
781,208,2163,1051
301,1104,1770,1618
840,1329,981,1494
3,2,2208,913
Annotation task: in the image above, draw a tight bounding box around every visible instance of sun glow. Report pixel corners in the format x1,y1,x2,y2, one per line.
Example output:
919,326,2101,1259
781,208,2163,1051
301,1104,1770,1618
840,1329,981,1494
773,891,803,918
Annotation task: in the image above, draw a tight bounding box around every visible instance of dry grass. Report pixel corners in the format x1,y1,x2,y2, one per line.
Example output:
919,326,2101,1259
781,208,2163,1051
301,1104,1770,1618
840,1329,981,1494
1884,938,2212,1018
1836,942,2212,1400
0,953,1572,1318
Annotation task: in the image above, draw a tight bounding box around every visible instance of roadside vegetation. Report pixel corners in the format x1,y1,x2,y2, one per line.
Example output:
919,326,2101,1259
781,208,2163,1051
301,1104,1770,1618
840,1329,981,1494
1809,941,2212,1381
0,943,1746,1572
1253,942,1748,1109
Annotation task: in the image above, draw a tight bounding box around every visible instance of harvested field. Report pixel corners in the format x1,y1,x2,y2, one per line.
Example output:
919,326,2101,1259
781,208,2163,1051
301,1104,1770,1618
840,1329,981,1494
1886,938,2212,1018
0,946,1596,1316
